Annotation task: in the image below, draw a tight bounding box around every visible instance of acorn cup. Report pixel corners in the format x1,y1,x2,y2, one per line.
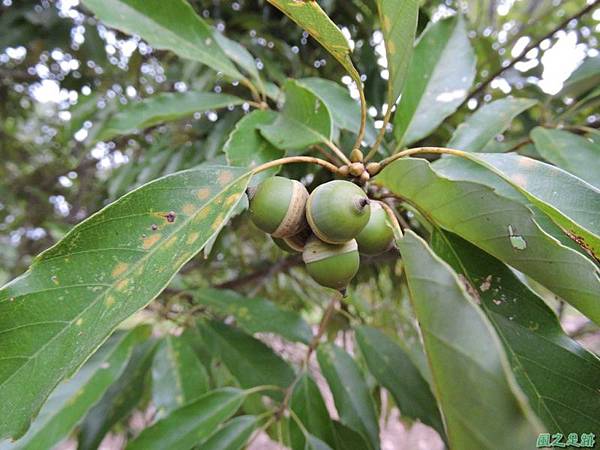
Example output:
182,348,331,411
356,201,394,255
248,176,309,238
306,180,371,244
272,228,311,253
302,236,360,290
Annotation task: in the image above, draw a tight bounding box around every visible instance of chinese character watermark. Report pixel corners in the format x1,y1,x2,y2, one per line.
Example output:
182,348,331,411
537,432,596,448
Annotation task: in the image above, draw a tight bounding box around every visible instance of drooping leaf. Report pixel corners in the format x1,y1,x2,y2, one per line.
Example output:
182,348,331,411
126,388,245,450
375,158,600,325
81,0,241,79
193,288,313,344
530,127,600,189
289,373,336,450
317,343,380,450
266,0,360,81
432,230,600,434
297,78,377,145
214,33,264,93
304,435,334,450
78,339,158,450
260,79,333,154
561,55,600,98
374,0,419,106
393,15,476,146
96,91,244,142
151,335,209,418
199,415,258,450
447,98,537,152
0,327,150,450
331,421,371,450
450,152,600,259
224,110,283,179
398,230,541,449
355,326,445,439
198,320,295,397
0,165,251,440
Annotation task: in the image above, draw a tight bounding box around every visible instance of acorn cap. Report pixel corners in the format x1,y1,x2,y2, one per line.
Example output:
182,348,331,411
303,237,360,290
306,180,370,244
273,228,311,253
356,201,394,255
249,176,308,238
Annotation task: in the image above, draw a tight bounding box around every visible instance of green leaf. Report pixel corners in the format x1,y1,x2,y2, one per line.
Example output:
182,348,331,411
398,230,541,449
456,153,600,259
200,415,258,450
0,327,150,450
266,0,359,81
432,230,600,434
126,388,245,450
289,373,336,450
375,0,419,106
198,320,295,396
331,421,371,450
0,165,251,440
305,435,334,450
376,158,600,325
224,110,283,178
317,343,379,450
260,79,333,154
561,55,600,98
81,0,241,79
530,127,600,189
394,15,476,146
447,98,537,152
152,335,209,418
96,91,244,142
193,288,313,344
354,326,445,439
214,33,263,92
79,339,158,450
297,78,377,145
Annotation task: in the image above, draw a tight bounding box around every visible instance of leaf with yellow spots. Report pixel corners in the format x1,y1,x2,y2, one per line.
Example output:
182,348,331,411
0,327,150,450
0,165,251,440
151,335,209,419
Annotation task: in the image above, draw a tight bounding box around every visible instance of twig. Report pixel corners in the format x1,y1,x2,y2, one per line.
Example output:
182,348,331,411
252,156,338,175
379,146,468,169
458,0,600,109
215,255,302,290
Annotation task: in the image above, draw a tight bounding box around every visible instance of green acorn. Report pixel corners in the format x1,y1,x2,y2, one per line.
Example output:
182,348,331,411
302,236,360,290
356,201,394,255
248,176,308,238
306,180,370,244
272,229,310,253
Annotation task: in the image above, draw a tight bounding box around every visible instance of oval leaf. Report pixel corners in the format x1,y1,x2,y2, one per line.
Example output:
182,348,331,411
393,15,476,146
0,165,251,439
376,158,600,325
398,230,541,449
126,388,245,450
317,343,380,450
200,415,258,450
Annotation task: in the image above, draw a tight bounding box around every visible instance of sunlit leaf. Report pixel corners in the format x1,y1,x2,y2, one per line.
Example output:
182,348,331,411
0,166,251,439
394,15,476,146
398,230,541,449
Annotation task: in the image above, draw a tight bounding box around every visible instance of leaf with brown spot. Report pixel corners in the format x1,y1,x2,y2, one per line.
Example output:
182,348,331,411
0,165,252,440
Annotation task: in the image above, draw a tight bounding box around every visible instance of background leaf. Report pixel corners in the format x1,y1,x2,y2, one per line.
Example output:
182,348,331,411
151,334,209,418
355,326,445,439
0,327,150,450
393,15,476,146
260,79,333,154
127,388,245,450
193,288,313,344
375,0,419,106
96,92,244,142
530,127,600,188
317,343,380,450
398,230,541,449
376,158,600,325
447,98,536,152
432,230,600,434
0,166,251,439
81,0,241,79
199,415,258,450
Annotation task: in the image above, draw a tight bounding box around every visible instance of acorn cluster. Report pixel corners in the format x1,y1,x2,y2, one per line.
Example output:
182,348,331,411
248,176,394,290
